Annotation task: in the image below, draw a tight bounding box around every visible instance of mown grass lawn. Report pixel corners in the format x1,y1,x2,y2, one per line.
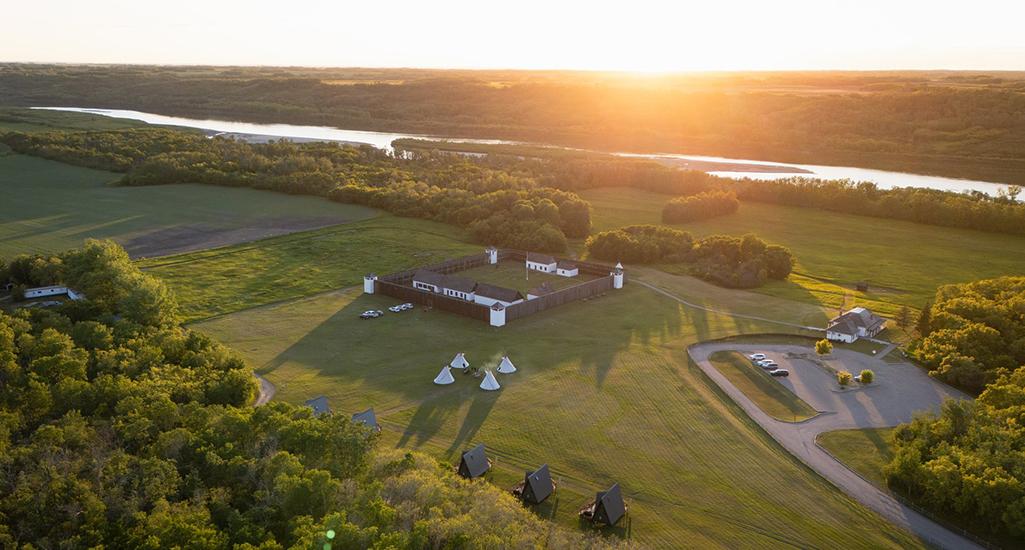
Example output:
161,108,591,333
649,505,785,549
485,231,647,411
0,154,375,258
708,350,818,422
816,428,894,488
195,283,929,550
141,215,483,322
457,261,599,294
577,187,1025,318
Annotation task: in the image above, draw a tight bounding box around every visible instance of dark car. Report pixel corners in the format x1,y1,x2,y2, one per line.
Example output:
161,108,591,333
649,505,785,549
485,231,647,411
770,369,790,377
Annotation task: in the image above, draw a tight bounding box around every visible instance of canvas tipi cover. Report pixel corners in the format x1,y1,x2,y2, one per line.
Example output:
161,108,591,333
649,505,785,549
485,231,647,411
450,353,469,369
480,370,501,391
497,356,517,374
434,366,455,385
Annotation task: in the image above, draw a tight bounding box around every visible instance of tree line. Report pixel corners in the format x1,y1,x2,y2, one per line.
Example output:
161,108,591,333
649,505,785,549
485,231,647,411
586,226,794,288
885,277,1025,542
0,241,630,549
662,190,740,223
0,130,593,252
401,141,1025,239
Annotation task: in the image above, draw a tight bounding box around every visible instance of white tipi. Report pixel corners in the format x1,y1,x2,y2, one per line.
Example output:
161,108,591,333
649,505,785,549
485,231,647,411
434,366,455,385
450,353,469,369
496,356,517,374
480,370,501,391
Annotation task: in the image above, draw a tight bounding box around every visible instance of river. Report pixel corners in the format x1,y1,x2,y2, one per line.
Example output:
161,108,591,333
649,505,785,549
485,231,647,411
36,107,1009,195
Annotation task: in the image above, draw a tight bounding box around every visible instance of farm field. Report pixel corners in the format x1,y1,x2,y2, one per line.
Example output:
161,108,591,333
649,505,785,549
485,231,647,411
0,154,376,258
194,282,929,549
139,215,483,322
456,261,599,294
577,187,1025,318
708,350,818,422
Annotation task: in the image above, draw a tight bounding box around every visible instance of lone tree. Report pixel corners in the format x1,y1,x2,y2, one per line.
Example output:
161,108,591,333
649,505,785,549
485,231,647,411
815,339,833,357
859,369,874,384
916,303,932,337
838,371,853,388
894,306,912,333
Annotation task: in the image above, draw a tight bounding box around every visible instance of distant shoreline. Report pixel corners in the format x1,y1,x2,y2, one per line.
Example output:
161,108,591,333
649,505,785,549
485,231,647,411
645,156,815,175
207,131,373,148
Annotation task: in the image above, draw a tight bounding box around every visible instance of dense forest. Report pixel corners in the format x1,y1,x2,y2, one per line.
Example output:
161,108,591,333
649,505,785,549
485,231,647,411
585,226,793,288
886,277,1025,542
913,277,1025,393
0,241,630,549
661,191,739,224
2,65,1025,183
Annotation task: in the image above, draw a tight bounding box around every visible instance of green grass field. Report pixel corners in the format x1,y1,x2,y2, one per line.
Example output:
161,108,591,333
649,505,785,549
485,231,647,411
0,154,375,259
577,187,1025,318
456,261,598,294
194,281,929,549
708,351,818,422
139,215,483,322
816,428,894,488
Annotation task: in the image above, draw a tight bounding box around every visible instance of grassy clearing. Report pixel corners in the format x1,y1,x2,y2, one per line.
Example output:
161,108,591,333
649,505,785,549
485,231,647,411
457,261,599,294
194,283,929,549
578,187,1025,318
841,338,891,357
708,351,818,422
0,154,375,259
141,215,482,322
816,428,894,488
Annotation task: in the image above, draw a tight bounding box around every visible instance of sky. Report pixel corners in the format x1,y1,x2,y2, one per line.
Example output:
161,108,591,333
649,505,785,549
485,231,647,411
4,0,1025,71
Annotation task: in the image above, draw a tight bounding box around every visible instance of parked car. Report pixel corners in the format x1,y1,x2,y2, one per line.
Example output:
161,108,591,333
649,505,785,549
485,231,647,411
401,303,414,310
749,353,766,361
760,362,778,370
358,313,375,320
770,369,790,377
757,359,774,367
389,305,403,312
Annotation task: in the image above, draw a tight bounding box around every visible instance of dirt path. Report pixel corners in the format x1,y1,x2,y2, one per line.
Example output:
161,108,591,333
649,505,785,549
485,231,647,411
252,374,276,406
688,342,982,550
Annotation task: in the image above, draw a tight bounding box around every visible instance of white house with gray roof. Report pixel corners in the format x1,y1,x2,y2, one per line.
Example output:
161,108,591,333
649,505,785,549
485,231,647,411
826,307,886,343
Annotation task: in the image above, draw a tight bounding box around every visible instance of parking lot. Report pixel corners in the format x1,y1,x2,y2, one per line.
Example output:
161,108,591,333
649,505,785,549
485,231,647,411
689,341,980,550
729,343,969,428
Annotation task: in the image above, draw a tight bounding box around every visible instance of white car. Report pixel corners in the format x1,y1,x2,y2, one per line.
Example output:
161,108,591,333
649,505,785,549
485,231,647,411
401,303,414,310
757,359,774,367
749,353,766,361
389,305,403,313
760,362,778,370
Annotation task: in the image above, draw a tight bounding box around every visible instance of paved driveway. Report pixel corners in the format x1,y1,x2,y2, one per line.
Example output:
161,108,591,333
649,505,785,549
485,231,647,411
690,342,981,550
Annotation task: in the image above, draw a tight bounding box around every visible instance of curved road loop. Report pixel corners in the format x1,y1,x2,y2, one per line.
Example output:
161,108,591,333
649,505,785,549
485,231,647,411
688,342,982,550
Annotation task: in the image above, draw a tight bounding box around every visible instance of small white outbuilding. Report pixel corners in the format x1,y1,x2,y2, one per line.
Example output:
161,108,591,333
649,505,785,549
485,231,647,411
450,353,469,369
434,366,455,385
480,370,501,391
497,356,517,374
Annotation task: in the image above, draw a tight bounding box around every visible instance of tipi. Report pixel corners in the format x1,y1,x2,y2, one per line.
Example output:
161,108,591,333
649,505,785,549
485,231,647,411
497,356,516,374
434,366,455,385
480,370,501,391
450,353,469,369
